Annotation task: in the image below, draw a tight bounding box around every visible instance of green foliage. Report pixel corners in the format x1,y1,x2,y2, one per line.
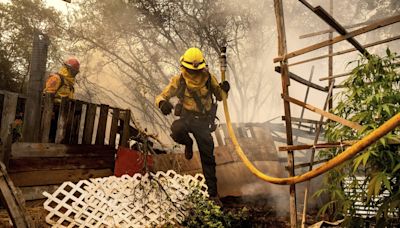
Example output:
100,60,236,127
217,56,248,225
318,50,400,226
182,187,249,228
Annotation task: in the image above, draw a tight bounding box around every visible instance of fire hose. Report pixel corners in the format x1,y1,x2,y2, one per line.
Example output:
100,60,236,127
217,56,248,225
219,47,400,185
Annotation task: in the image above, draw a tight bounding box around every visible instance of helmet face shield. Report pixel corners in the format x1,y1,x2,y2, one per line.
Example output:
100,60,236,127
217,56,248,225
180,48,206,70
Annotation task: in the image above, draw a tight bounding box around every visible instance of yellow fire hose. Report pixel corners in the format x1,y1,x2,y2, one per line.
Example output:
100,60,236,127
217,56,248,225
219,47,400,185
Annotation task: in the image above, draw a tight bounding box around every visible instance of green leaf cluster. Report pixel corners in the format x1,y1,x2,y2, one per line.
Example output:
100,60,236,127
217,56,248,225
181,187,249,228
318,49,400,226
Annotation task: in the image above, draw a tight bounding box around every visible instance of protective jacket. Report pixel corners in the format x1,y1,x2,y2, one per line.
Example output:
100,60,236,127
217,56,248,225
155,67,226,113
43,66,75,102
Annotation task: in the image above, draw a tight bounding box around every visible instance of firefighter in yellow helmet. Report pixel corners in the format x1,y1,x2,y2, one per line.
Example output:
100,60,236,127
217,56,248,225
155,47,230,199
43,57,80,142
43,57,80,102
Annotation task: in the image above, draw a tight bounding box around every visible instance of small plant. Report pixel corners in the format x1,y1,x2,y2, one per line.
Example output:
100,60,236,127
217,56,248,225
182,187,249,228
316,49,400,227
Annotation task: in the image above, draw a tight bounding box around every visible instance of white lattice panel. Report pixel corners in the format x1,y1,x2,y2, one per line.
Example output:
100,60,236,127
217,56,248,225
43,170,208,227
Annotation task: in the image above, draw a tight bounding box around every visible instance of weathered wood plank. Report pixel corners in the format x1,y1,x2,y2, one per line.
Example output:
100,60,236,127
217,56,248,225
109,108,120,147
290,35,400,67
64,100,76,144
2,133,12,169
274,0,297,226
282,116,326,125
11,143,116,158
40,93,54,143
299,15,395,39
96,104,109,145
82,103,97,144
22,32,49,143
285,159,330,170
55,98,69,144
0,162,31,227
8,156,115,172
1,92,18,145
120,109,131,147
10,168,113,187
70,100,83,144
274,14,400,62
275,66,328,92
283,94,363,131
312,5,370,57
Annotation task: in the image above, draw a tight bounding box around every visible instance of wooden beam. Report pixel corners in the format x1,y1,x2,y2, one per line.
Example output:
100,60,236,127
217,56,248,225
0,162,31,227
40,93,54,143
289,35,400,67
279,137,400,151
285,159,330,170
279,140,357,151
70,100,83,144
64,100,76,144
274,0,297,227
11,143,116,158
1,92,18,146
120,109,131,147
273,14,400,63
299,16,396,39
95,104,109,145
83,103,97,144
8,156,114,172
312,5,370,57
109,108,120,147
276,66,328,92
55,98,69,144
298,66,314,128
282,94,363,131
0,90,27,99
22,31,49,142
282,116,326,125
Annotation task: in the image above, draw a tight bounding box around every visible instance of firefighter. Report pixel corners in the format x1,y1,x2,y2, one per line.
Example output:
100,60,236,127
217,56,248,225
155,47,230,201
43,57,80,101
43,57,80,142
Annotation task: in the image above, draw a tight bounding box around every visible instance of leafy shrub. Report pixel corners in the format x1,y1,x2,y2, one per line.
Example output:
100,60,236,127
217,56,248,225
316,49,400,227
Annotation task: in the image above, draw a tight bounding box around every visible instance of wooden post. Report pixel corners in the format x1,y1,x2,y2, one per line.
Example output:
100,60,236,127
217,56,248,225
55,98,69,144
70,100,83,144
0,162,31,227
273,0,297,227
95,104,109,145
64,100,76,144
40,93,54,143
297,66,314,130
0,92,18,147
120,109,131,147
109,108,120,147
83,103,97,145
22,31,49,142
328,0,333,110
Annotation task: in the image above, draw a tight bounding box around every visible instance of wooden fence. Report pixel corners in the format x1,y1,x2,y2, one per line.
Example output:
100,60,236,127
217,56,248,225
0,91,132,148
0,90,136,200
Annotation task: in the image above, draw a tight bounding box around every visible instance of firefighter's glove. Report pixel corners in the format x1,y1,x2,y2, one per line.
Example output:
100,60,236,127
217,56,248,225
159,100,173,115
219,81,230,93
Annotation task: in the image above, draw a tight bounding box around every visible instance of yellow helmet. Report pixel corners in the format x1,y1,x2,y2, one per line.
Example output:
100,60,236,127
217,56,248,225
180,47,206,70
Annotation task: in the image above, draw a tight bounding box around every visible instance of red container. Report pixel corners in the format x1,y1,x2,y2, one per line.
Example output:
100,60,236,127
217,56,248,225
114,147,153,177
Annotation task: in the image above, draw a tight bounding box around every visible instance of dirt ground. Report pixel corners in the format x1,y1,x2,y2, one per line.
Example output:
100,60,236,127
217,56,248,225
0,197,321,227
